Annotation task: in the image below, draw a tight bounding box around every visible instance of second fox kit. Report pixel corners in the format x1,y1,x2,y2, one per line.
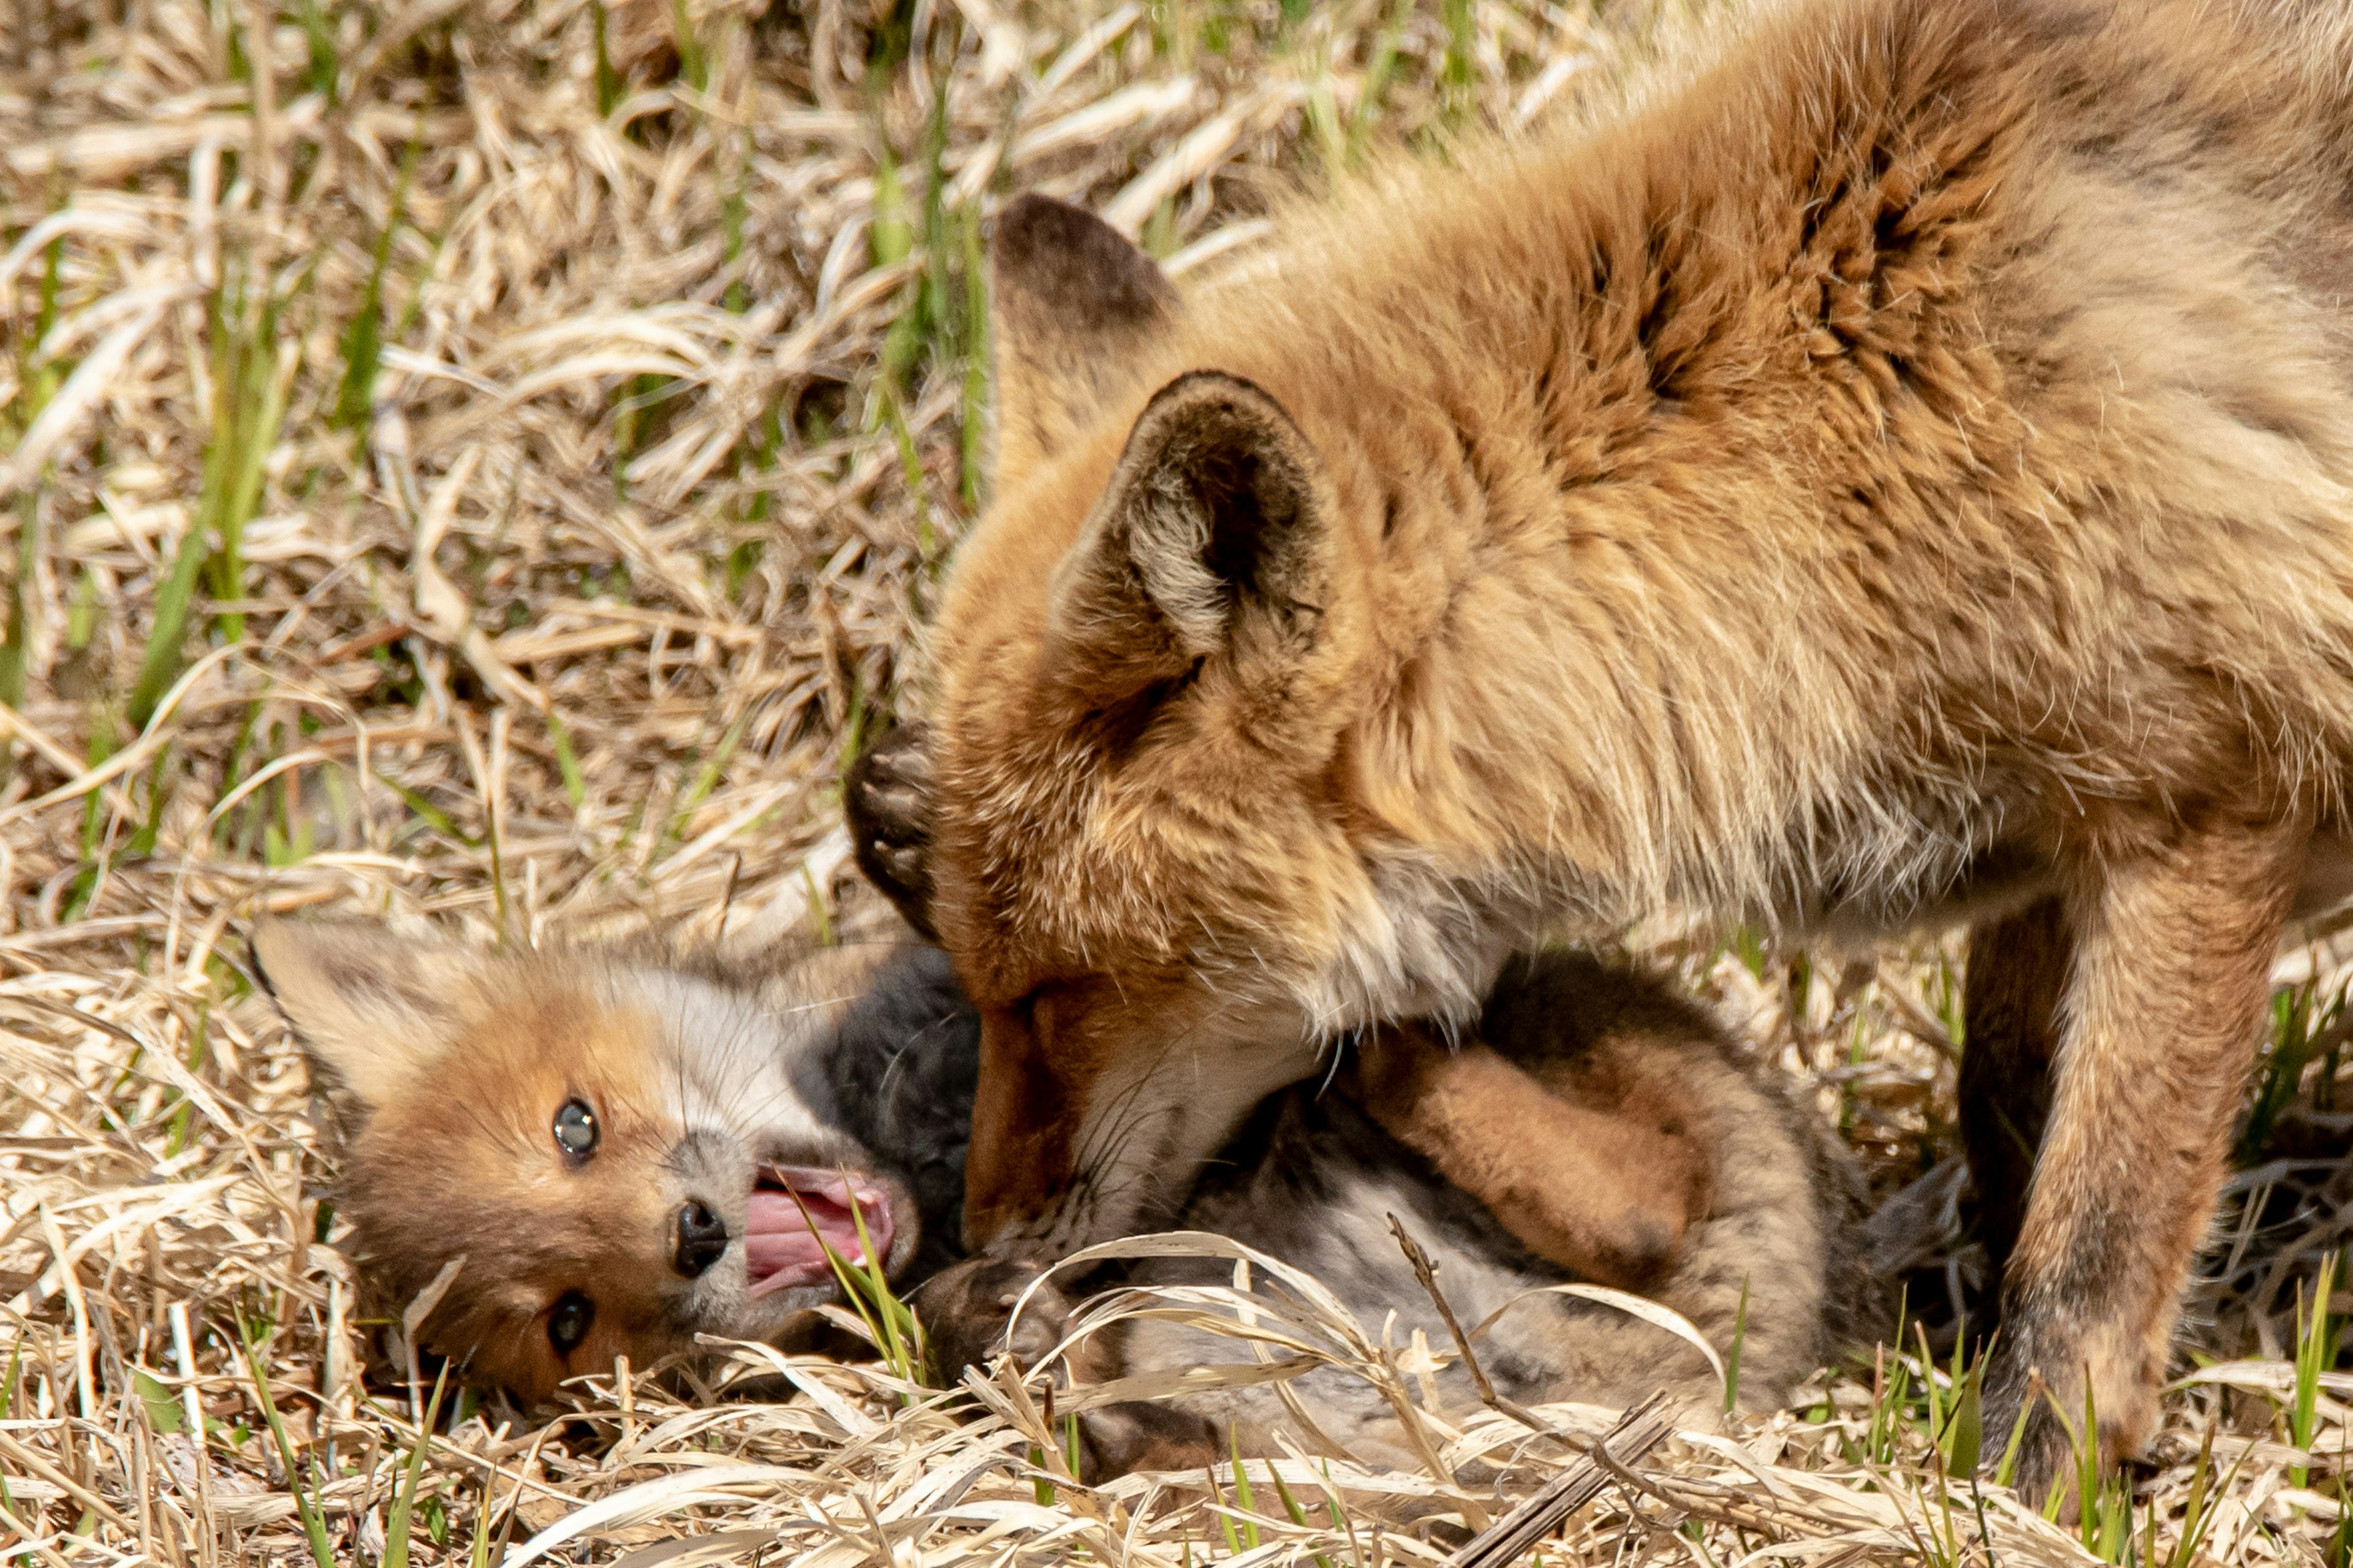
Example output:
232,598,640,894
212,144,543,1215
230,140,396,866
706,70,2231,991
253,917,1871,1471
900,0,2353,1491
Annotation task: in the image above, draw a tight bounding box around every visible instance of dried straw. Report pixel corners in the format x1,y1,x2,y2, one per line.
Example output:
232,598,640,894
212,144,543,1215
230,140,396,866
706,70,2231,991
7,0,2353,1562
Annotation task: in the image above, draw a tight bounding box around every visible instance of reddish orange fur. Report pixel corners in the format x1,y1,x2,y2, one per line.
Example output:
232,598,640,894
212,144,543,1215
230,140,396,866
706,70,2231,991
919,0,2353,1495
1344,1026,1713,1292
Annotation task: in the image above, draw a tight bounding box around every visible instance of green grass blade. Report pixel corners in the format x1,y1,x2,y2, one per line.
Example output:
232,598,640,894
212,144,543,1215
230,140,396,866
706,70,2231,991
1440,0,1475,127
1946,1358,1983,1477
238,1316,337,1568
546,711,587,809
1208,1466,1244,1558
591,1,623,117
2075,1376,2100,1541
1724,1274,1749,1414
958,203,989,515
128,517,214,731
384,1359,451,1568
1227,1425,1262,1550
0,488,38,785
336,137,417,430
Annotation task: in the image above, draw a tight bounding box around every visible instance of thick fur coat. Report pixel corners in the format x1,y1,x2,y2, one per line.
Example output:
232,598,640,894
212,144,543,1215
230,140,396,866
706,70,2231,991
907,0,2353,1496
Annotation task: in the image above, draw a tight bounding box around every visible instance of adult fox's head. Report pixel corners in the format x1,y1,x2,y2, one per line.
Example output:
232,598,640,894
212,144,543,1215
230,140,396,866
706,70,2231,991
254,922,975,1403
925,196,1534,1258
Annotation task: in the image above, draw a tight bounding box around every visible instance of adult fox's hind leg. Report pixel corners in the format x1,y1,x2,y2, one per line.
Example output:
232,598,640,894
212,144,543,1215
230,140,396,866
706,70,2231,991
1959,896,2069,1300
1984,808,2302,1502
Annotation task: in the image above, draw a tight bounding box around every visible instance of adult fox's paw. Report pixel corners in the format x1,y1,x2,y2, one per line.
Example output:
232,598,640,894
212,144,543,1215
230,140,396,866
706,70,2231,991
912,1256,1072,1382
844,722,937,940
911,1256,1214,1482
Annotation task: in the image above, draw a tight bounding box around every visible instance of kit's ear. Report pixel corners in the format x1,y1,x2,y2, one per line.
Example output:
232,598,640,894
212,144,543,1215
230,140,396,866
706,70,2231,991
990,194,1180,493
251,920,485,1116
1046,369,1333,697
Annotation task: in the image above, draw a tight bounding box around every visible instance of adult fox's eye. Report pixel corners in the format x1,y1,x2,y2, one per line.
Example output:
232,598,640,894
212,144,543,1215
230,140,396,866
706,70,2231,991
553,1099,598,1159
547,1291,594,1354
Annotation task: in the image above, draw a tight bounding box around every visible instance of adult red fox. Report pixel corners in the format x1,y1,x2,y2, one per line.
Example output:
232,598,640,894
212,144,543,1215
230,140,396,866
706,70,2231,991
251,916,1873,1472
903,0,2353,1495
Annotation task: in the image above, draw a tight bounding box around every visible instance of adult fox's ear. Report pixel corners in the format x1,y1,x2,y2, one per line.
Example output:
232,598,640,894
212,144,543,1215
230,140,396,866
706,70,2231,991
1047,370,1333,697
990,194,1179,492
251,920,484,1114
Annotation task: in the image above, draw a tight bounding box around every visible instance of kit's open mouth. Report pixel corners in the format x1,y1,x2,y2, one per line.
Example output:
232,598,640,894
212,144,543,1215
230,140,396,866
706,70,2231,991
745,1166,893,1295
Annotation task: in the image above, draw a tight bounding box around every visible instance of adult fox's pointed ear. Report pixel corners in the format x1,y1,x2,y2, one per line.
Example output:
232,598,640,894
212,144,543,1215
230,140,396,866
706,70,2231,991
990,194,1179,491
251,920,483,1114
1047,369,1334,700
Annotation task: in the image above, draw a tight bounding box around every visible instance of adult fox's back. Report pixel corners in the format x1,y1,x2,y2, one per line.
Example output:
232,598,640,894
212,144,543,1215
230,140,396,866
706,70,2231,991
940,0,2353,1010
916,0,2353,1502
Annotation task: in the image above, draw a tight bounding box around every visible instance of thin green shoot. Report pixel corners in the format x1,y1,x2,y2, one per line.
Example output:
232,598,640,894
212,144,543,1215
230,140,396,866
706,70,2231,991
62,714,122,922
2165,1420,2240,1568
1227,1425,1264,1549
723,121,752,314
237,1315,336,1568
296,0,337,101
1,490,40,787
670,0,707,92
383,1358,452,1568
2295,1251,2339,1488
803,863,836,947
2244,982,2340,1165
1270,1462,1341,1568
836,683,869,783
1724,1274,1749,1414
466,1432,540,1568
1207,1464,1245,1557
373,771,482,848
918,75,955,369
1914,1327,1942,1459
664,708,753,849
0,1335,20,1515
592,1,623,118
1993,1369,2034,1490
2061,1376,2098,1533
335,135,419,430
1346,0,1415,167
788,1180,922,1393
1731,923,1767,982
546,711,587,809
1440,0,1476,127
1031,1443,1056,1506
1941,1339,1982,1478
132,254,300,726
958,203,988,516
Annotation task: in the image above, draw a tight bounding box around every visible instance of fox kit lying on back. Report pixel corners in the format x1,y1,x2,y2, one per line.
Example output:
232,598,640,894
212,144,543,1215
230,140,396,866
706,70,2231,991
253,918,1873,1468
905,0,2353,1496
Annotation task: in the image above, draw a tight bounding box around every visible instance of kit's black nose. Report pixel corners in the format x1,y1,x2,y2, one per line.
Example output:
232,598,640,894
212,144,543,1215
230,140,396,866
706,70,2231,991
675,1199,729,1278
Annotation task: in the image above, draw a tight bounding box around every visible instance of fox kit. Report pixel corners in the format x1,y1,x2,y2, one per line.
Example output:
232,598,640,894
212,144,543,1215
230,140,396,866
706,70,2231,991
252,922,978,1403
254,918,1872,1468
906,0,2353,1494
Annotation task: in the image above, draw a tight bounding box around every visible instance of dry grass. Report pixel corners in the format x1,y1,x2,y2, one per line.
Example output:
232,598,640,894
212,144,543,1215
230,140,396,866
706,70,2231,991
7,0,2353,1563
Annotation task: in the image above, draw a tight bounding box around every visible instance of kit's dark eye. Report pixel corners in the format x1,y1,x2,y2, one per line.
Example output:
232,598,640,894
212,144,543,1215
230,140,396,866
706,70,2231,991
547,1292,594,1355
552,1099,598,1159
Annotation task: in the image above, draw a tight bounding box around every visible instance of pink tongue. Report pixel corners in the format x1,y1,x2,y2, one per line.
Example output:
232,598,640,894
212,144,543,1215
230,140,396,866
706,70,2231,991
744,1172,891,1295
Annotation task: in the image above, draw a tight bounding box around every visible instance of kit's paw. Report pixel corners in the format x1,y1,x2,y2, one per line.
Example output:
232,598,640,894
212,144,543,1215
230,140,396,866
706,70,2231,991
844,723,936,939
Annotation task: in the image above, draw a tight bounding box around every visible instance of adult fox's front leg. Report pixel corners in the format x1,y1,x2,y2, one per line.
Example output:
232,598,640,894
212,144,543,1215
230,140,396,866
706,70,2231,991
1985,806,2304,1499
